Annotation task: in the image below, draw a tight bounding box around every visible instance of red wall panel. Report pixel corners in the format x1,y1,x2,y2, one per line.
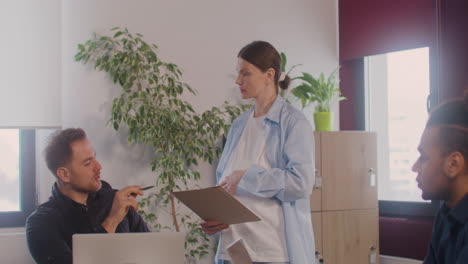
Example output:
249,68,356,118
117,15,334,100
339,0,436,130
438,0,468,101
340,0,436,61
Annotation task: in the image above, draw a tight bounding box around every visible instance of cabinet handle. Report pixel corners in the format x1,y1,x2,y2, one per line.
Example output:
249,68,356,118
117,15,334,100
314,169,322,189
369,168,376,187
315,250,324,263
369,246,377,264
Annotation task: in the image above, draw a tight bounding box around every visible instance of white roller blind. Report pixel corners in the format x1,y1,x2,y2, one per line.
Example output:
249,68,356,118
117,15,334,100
0,0,61,128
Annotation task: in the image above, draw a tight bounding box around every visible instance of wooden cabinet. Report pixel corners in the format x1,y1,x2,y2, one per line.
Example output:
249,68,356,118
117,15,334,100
310,132,379,264
310,132,322,212
322,209,379,264
321,132,377,211
311,212,322,255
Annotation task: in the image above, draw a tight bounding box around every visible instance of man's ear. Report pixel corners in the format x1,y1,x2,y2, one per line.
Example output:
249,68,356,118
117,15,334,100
56,167,71,183
444,151,466,179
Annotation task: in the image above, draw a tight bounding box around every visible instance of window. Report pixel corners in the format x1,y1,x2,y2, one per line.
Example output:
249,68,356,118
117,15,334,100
365,47,439,216
0,129,36,227
0,129,20,211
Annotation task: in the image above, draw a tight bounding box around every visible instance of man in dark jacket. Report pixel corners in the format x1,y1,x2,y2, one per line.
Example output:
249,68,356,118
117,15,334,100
412,91,468,264
26,128,150,264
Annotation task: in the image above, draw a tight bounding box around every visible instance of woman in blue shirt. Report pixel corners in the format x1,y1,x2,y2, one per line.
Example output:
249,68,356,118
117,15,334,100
201,41,316,264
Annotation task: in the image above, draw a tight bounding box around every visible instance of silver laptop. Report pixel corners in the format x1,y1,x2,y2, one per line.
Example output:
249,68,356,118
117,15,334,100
73,232,185,264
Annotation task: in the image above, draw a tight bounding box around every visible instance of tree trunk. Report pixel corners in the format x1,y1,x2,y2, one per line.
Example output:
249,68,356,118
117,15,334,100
170,191,180,232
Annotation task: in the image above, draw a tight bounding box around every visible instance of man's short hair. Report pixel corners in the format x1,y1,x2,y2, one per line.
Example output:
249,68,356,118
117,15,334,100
427,91,468,159
45,128,87,177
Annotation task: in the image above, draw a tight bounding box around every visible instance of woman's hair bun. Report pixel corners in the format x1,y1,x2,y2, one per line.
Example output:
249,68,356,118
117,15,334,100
279,75,291,90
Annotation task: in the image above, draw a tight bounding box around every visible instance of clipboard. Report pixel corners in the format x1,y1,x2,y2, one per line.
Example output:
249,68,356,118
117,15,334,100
173,186,261,225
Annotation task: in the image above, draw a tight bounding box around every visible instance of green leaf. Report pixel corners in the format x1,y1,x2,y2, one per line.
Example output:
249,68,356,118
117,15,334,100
113,31,123,38
280,52,287,72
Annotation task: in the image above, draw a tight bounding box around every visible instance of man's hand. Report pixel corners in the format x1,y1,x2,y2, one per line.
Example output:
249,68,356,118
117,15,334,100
102,185,144,233
200,221,229,235
220,170,245,195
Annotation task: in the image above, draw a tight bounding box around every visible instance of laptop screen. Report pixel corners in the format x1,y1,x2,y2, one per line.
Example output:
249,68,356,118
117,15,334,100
73,232,185,264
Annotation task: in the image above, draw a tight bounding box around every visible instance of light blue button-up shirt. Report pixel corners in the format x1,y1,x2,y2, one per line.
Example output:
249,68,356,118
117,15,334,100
216,96,316,264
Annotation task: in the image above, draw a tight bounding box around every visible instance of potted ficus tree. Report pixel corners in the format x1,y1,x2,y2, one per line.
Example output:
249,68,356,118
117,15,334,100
291,68,346,131
75,27,248,262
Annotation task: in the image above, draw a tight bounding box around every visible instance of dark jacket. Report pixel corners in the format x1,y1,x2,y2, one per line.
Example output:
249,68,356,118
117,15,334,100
26,181,150,264
424,194,468,264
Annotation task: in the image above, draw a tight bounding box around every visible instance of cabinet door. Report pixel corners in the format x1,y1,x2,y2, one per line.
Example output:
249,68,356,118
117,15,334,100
322,209,379,264
311,212,322,256
321,132,377,211
310,132,322,212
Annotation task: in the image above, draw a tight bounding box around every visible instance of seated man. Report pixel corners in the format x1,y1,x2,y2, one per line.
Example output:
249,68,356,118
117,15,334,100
412,91,468,263
26,128,150,264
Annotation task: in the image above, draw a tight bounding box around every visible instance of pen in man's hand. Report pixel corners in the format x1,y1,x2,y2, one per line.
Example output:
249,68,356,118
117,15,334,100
130,185,155,197
140,185,155,191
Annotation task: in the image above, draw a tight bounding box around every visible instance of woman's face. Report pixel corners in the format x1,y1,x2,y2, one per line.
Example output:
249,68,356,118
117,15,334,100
235,58,273,99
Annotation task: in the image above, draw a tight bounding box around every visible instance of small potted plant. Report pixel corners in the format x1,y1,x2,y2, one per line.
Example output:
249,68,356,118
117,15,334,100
291,68,346,131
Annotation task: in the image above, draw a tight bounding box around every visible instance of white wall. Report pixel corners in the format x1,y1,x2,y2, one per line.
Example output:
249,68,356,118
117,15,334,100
60,0,338,190
59,2,338,262
2,0,339,262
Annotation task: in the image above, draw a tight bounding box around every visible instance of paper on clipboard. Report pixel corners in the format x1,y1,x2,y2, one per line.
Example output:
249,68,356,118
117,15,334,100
173,186,261,225
227,239,253,264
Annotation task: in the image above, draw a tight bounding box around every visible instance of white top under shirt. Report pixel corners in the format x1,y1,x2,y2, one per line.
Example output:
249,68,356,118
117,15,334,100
218,112,289,262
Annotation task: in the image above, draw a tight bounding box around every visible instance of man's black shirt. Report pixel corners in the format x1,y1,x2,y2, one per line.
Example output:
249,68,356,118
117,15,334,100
26,181,150,264
425,194,468,264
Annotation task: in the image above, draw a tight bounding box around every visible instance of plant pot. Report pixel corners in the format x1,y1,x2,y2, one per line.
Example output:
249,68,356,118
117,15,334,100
314,112,332,131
